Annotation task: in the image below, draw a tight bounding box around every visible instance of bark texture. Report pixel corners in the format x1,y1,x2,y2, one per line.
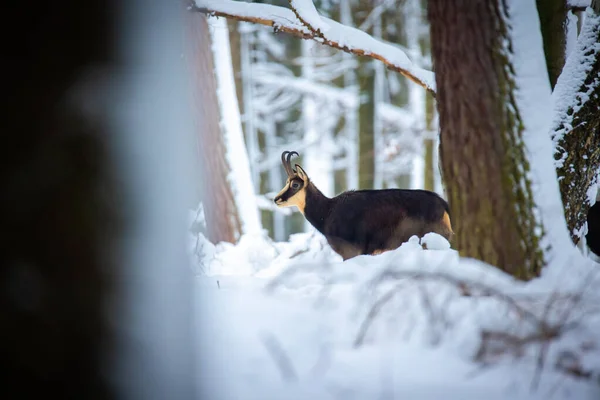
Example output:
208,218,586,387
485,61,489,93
536,0,568,89
2,1,117,398
553,1,600,242
428,0,545,278
185,12,241,243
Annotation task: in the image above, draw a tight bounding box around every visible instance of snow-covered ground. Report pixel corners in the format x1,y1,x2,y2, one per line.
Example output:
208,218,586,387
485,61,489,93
191,206,600,400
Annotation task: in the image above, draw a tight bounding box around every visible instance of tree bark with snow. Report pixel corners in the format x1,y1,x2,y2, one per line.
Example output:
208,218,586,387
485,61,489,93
552,0,600,243
428,0,547,278
185,12,241,243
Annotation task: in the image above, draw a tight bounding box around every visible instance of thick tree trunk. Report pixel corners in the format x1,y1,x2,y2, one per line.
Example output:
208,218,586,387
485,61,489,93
552,2,600,243
184,12,241,243
428,0,545,278
536,0,568,89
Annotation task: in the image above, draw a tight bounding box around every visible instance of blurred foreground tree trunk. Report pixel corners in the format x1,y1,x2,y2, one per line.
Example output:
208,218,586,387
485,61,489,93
184,12,241,243
428,0,546,279
2,1,117,398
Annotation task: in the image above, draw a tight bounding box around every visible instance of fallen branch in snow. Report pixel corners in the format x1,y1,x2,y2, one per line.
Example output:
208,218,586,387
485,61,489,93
372,270,546,328
353,282,405,348
261,333,298,382
190,0,436,95
354,268,600,386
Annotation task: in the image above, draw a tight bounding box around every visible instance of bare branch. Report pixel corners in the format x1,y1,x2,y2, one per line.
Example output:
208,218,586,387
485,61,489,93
375,270,546,329
353,283,404,348
261,333,298,382
191,0,436,96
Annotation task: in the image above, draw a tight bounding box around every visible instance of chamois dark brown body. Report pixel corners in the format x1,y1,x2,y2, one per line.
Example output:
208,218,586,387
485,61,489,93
274,151,453,260
302,183,452,260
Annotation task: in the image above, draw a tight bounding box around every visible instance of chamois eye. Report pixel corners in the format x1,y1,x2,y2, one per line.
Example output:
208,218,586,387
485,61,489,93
291,181,301,190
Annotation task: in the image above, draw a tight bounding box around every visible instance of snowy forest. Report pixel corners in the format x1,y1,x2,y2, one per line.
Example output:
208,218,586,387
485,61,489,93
4,0,600,399
190,0,600,398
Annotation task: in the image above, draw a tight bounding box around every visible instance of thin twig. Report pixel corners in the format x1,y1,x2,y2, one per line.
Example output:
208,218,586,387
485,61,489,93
261,333,298,382
354,283,404,347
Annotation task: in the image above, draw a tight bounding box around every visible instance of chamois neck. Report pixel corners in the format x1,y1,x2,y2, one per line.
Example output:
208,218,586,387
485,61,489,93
303,182,332,234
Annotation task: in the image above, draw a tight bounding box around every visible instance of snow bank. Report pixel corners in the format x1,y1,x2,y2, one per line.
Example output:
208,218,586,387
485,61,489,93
193,221,600,399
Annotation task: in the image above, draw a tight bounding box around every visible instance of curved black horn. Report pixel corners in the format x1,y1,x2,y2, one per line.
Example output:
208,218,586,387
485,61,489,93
281,151,299,176
286,151,299,173
281,151,293,176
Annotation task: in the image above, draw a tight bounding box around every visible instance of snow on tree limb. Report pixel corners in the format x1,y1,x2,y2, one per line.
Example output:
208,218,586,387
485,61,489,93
191,0,436,95
567,0,591,10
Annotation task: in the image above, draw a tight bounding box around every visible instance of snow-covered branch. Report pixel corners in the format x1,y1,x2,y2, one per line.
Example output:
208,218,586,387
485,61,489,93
191,0,436,95
568,0,591,11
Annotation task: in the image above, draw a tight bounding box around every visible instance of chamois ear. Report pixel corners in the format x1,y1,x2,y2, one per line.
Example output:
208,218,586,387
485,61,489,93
295,164,309,182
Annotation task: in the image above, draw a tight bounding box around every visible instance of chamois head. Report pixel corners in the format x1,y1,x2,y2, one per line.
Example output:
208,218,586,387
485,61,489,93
274,151,310,213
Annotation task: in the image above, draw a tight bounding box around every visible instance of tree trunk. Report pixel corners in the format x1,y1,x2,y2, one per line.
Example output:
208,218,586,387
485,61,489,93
228,20,245,118
423,92,436,192
552,1,600,243
3,1,117,397
184,12,241,243
340,0,359,191
428,0,545,278
536,0,568,89
358,62,376,189
209,17,262,236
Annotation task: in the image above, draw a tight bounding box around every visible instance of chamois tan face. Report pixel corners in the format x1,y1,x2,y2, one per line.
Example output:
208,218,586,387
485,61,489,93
274,165,309,214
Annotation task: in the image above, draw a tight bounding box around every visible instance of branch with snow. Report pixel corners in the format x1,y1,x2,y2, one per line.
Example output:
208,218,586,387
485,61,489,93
191,0,436,95
568,0,592,11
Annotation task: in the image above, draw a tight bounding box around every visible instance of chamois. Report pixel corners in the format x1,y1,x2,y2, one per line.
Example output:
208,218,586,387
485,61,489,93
274,151,454,260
